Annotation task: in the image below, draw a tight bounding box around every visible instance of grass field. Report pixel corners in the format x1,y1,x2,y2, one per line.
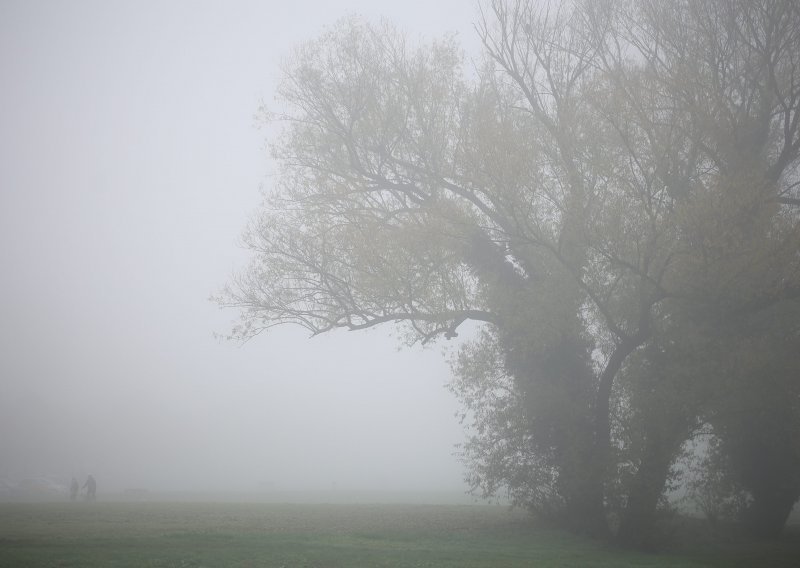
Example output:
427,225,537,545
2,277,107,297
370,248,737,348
1,501,798,567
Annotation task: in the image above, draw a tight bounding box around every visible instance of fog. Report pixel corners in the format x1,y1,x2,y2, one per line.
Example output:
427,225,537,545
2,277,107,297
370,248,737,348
0,0,479,497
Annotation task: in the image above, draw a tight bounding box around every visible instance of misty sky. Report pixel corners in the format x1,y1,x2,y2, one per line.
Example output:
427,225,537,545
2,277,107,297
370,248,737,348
0,0,481,494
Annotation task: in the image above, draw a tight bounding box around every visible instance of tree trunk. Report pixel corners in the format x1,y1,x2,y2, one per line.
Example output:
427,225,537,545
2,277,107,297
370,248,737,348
728,403,800,538
744,492,797,538
616,440,674,550
586,337,647,540
562,464,610,538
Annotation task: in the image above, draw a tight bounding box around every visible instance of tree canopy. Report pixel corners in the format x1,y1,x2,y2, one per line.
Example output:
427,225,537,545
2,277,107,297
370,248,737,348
223,0,800,547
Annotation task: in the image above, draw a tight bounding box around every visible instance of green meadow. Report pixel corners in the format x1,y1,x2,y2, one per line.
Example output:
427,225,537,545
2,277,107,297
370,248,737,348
1,501,798,567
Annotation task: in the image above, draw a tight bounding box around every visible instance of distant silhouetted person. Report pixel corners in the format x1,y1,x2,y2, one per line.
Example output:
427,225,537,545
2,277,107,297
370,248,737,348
70,477,79,501
83,475,96,501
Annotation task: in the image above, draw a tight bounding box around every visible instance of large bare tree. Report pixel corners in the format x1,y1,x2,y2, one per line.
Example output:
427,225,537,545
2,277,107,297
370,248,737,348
222,0,800,545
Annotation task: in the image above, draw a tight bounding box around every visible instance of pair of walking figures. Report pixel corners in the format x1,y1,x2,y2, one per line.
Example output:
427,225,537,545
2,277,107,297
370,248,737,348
69,475,96,501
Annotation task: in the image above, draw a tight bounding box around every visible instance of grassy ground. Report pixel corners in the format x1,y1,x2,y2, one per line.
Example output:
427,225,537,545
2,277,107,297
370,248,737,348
0,501,798,567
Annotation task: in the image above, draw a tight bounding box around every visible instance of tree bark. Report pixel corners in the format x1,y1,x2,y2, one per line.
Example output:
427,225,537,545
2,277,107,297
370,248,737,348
616,435,674,550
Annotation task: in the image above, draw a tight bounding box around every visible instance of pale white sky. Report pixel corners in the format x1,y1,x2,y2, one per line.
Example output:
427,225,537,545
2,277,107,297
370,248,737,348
0,0,482,494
